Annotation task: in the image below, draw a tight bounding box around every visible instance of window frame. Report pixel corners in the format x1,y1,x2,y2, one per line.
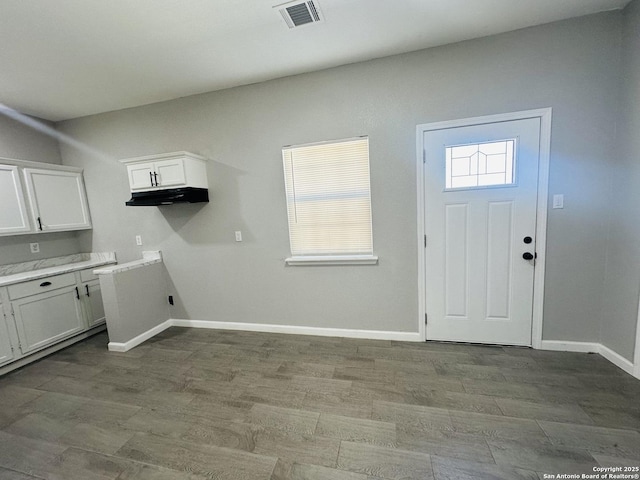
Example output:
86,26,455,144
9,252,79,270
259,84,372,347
281,136,378,266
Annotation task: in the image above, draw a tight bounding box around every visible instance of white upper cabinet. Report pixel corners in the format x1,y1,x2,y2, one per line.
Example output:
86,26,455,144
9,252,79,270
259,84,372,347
122,151,207,192
23,167,92,232
0,165,31,235
127,162,156,190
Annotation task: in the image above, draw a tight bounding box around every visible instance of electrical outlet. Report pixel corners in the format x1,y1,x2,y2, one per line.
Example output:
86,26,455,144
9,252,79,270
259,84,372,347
135,235,142,246
235,231,242,242
30,243,40,254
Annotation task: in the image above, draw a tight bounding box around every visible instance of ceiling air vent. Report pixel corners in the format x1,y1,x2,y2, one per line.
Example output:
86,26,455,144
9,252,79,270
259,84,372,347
276,1,323,28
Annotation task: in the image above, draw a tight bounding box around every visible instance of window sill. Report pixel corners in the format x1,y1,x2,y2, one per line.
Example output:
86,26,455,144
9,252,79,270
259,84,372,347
285,255,379,266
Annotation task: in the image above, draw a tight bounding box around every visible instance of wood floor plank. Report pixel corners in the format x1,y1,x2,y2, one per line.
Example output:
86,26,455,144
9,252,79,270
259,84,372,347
4,413,78,443
538,421,640,459
0,431,67,479
0,467,41,480
290,462,368,480
315,413,396,447
449,410,549,444
487,439,598,474
337,441,434,480
252,428,341,468
117,431,278,479
0,386,44,408
58,421,136,455
396,430,494,464
431,455,539,480
372,400,452,432
300,391,373,420
494,398,594,424
250,404,319,435
405,389,503,415
591,454,640,468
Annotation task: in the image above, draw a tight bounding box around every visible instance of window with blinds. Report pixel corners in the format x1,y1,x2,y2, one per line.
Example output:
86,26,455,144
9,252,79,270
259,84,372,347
282,137,374,260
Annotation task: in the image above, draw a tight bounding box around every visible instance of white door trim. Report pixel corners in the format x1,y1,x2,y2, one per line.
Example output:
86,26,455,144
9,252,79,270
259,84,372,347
634,292,640,378
416,108,552,347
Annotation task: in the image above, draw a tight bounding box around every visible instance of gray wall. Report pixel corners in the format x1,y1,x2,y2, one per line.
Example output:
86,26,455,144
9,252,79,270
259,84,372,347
58,12,621,339
600,0,640,361
0,114,61,164
0,114,81,265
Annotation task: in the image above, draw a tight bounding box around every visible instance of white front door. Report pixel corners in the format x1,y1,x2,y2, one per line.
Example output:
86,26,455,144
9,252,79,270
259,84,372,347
423,117,541,346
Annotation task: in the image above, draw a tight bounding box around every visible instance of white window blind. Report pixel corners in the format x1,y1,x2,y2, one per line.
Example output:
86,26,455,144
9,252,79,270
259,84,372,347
282,137,373,257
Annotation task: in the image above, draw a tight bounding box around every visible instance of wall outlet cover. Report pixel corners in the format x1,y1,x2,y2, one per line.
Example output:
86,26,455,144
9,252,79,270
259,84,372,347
30,243,40,253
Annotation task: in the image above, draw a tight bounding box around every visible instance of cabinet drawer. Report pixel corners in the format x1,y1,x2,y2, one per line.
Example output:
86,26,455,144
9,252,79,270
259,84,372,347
80,269,99,283
8,272,77,300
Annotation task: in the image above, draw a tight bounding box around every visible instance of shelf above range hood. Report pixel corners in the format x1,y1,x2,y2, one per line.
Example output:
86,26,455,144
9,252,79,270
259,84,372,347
125,187,209,206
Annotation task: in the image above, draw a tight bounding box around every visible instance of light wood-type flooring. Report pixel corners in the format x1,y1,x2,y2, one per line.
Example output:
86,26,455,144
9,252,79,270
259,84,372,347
0,327,639,479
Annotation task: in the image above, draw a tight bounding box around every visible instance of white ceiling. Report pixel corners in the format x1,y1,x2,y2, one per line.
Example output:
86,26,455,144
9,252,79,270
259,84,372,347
0,0,630,121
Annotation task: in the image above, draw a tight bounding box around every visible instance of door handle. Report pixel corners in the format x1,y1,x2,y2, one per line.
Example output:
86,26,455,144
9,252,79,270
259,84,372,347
522,252,536,260
153,172,159,186
75,286,80,299
39,281,52,287
85,284,90,297
37,217,43,230
149,172,155,187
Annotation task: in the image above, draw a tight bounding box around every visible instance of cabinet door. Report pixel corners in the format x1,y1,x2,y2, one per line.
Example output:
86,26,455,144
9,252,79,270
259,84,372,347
127,162,156,191
154,159,186,187
23,168,92,232
0,165,31,235
12,286,84,354
82,281,106,327
0,306,15,366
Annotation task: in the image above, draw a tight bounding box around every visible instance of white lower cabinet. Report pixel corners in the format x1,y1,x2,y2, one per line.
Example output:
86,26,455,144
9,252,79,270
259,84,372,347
1,267,107,368
0,306,15,366
12,285,85,354
80,270,106,327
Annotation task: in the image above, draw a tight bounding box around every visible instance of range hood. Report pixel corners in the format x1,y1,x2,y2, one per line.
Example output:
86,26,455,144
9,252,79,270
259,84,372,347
125,187,209,206
120,151,210,207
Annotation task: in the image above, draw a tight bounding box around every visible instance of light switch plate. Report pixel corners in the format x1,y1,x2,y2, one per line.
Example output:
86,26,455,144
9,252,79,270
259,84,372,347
135,235,143,246
235,231,242,242
552,194,564,209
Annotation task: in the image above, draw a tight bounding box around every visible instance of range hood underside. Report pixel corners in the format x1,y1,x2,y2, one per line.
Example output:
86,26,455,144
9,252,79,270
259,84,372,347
125,187,209,206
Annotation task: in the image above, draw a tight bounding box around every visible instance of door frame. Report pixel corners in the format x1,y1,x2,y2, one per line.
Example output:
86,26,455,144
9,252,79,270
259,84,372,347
416,108,552,347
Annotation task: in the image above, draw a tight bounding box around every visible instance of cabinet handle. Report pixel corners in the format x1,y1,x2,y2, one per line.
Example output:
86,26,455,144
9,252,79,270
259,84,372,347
37,217,43,230
85,284,90,297
75,286,80,299
153,172,159,186
39,281,52,287
149,172,155,187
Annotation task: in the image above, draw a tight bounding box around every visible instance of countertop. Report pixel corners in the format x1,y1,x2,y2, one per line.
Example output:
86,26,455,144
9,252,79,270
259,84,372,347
94,251,161,275
0,252,116,287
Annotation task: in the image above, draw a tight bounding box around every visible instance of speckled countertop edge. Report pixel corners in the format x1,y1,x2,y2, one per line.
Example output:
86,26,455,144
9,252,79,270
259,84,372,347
0,252,116,287
93,251,161,275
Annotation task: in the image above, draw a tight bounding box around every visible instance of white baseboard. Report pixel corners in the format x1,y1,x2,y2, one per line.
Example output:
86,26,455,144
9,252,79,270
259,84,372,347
540,340,637,379
108,320,172,352
103,318,638,380
598,344,635,376
170,319,423,342
539,340,600,353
